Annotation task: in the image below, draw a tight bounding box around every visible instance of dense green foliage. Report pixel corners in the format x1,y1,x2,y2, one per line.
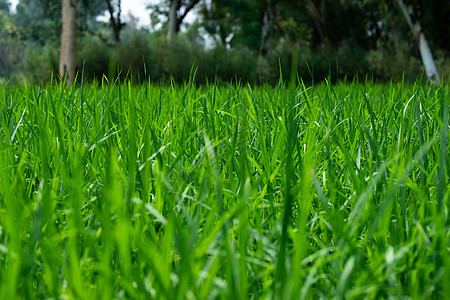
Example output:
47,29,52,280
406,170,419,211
1,0,450,84
0,79,448,298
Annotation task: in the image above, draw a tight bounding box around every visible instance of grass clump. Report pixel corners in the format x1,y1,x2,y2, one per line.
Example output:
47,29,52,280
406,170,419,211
0,78,448,299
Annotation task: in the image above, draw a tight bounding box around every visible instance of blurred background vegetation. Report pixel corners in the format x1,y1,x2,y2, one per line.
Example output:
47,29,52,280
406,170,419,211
1,0,449,85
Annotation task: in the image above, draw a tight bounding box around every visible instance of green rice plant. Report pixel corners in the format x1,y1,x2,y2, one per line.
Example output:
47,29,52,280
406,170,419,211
0,78,448,299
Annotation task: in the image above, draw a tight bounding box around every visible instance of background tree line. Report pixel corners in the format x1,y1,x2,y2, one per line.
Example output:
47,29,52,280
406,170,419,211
0,0,449,85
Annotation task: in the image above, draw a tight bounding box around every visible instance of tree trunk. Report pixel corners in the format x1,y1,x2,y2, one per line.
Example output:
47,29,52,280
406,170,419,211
306,0,331,49
167,0,200,40
396,0,440,83
259,5,275,56
167,0,178,40
60,0,77,85
105,0,122,44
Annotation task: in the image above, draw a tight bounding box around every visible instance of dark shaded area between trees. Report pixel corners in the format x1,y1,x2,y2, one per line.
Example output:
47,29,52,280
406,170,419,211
1,0,449,85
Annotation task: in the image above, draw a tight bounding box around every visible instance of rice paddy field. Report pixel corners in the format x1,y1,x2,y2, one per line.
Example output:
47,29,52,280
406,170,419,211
0,78,448,299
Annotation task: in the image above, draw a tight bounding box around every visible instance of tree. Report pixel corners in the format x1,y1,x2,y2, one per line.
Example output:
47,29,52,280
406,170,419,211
415,0,450,52
0,0,10,25
60,0,77,85
0,0,12,76
396,0,440,83
169,0,201,39
202,0,312,53
149,0,201,40
0,0,9,12
305,0,331,49
201,0,239,47
13,0,61,43
104,0,124,44
202,0,274,51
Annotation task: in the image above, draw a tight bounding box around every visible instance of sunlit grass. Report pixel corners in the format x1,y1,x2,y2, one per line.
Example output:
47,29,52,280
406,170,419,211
0,78,448,299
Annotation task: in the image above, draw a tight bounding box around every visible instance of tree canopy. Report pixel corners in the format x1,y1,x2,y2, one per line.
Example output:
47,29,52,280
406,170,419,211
0,0,449,84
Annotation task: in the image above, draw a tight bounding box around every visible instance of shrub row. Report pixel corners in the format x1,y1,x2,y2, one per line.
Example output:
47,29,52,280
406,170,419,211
4,31,450,85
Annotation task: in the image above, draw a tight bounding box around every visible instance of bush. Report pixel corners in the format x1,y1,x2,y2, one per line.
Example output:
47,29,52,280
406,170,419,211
366,42,421,82
197,46,257,83
112,31,153,82
335,42,370,80
108,32,259,85
0,23,24,79
23,42,58,85
78,35,112,81
151,34,195,83
10,28,447,86
435,50,450,82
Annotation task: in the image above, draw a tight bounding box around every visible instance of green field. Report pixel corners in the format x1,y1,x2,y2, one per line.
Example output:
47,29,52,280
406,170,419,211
0,79,448,299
